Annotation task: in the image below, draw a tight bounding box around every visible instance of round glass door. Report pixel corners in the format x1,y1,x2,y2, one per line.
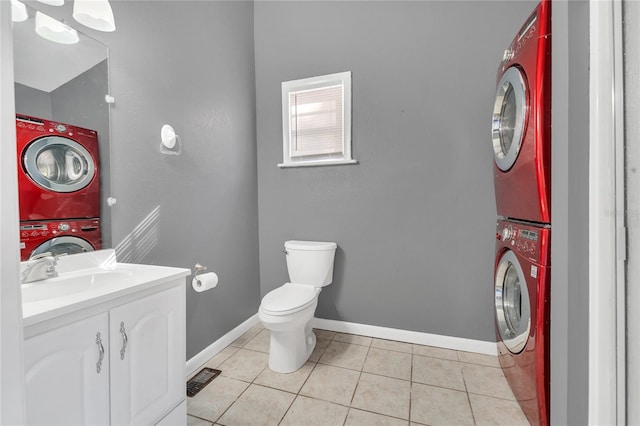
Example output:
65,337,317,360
23,136,96,193
495,250,531,353
492,67,527,171
30,236,94,259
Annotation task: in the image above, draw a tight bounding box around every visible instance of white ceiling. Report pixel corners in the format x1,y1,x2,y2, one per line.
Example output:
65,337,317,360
12,10,107,93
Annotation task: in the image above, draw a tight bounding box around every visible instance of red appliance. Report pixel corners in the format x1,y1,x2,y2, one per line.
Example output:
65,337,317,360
492,1,551,224
494,218,550,426
20,219,101,261
16,115,101,221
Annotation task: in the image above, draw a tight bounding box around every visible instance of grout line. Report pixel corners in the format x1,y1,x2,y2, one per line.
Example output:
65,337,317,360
409,348,414,424
460,360,478,426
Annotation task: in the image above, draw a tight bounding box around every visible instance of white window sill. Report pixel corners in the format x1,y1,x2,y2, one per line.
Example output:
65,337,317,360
277,159,358,168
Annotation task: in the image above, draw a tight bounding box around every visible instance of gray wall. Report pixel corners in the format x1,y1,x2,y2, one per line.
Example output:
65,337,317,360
551,1,590,424
91,1,260,359
255,1,536,342
15,83,51,118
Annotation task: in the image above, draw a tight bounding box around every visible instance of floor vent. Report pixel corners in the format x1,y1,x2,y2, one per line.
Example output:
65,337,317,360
186,367,221,397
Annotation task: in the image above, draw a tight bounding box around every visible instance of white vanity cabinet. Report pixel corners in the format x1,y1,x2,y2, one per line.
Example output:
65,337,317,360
23,280,186,426
24,312,110,426
109,284,186,425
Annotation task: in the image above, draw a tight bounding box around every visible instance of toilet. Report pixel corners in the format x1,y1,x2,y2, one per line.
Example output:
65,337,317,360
259,240,337,373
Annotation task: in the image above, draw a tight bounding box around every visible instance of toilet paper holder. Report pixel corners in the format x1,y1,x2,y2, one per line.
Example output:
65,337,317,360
194,263,207,277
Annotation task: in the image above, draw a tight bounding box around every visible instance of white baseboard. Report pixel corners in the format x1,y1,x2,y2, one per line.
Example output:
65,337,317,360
186,313,260,376
314,318,498,356
186,313,498,377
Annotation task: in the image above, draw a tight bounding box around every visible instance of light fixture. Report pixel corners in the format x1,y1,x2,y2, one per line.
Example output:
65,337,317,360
72,0,115,32
37,0,65,6
160,125,182,156
35,11,79,45
11,0,28,22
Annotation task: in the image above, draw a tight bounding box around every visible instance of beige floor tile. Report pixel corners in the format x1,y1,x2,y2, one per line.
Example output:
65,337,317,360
371,338,413,354
254,361,315,393
187,376,249,423
230,326,262,348
412,355,466,391
334,332,373,346
345,408,408,426
412,344,459,361
187,415,213,426
462,363,516,400
351,372,410,419
363,347,411,380
411,382,474,426
243,329,271,353
280,395,349,426
217,384,294,426
319,341,369,370
300,363,361,405
219,348,269,382
308,338,331,362
203,346,239,370
469,394,529,425
313,329,336,340
458,351,501,368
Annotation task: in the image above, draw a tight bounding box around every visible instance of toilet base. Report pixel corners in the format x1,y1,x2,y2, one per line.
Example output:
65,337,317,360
259,301,318,373
268,323,316,373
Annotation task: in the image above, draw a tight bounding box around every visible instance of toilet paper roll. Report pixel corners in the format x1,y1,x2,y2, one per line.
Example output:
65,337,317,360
192,272,218,292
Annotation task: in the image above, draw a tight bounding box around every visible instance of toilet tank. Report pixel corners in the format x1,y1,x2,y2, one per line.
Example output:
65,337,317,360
285,240,337,287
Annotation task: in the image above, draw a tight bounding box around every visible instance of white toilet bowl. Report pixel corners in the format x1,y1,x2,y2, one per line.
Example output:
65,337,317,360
259,240,337,373
259,283,321,373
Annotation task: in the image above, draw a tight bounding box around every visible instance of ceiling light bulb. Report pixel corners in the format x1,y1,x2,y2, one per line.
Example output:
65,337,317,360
72,0,116,32
37,0,65,6
35,11,79,45
11,0,28,22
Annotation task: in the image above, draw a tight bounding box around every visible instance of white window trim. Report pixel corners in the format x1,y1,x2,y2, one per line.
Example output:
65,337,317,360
278,71,356,168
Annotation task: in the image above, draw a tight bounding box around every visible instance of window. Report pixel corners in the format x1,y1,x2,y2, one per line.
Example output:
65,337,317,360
278,71,356,168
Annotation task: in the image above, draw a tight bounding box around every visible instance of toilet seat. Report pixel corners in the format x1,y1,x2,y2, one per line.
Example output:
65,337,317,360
261,283,318,316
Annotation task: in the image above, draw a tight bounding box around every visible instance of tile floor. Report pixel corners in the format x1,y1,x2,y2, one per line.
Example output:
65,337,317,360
187,325,529,426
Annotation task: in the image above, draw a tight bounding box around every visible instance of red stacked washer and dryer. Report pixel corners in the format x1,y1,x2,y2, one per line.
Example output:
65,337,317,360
491,1,551,425
17,115,102,260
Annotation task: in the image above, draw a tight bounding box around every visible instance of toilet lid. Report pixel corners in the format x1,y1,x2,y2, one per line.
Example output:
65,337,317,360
262,283,318,314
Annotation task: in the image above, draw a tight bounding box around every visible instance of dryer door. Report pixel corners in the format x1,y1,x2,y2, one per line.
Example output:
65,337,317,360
495,250,531,353
492,66,527,171
22,136,96,193
30,236,95,259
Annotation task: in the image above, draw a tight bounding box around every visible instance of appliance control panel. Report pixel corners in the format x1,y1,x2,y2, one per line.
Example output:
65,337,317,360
496,220,548,264
20,219,100,241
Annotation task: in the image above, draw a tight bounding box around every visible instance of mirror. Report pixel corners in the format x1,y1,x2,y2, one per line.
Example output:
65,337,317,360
12,1,111,260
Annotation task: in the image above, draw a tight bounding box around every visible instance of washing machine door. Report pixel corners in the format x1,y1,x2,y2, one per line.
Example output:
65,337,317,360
492,66,527,171
495,250,531,353
22,136,96,193
29,236,95,259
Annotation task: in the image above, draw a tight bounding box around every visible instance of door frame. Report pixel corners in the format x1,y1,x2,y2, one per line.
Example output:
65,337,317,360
588,0,625,424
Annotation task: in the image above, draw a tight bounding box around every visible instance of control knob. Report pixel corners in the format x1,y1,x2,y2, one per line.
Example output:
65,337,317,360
58,223,70,232
501,226,513,241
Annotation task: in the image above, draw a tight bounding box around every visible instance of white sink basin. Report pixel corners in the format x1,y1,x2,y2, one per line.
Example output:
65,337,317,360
21,249,190,327
22,269,134,304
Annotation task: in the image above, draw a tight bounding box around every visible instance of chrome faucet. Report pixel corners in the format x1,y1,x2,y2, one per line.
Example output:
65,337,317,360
21,253,59,283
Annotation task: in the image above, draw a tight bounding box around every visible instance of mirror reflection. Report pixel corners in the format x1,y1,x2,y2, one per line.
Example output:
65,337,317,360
12,2,111,260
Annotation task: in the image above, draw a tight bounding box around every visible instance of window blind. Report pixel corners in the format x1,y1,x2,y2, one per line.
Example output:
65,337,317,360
289,84,343,158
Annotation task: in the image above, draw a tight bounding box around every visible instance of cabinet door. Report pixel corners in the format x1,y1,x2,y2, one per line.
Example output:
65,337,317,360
110,285,186,425
24,312,109,426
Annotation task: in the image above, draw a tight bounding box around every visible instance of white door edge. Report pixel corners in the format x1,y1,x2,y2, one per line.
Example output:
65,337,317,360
588,0,624,424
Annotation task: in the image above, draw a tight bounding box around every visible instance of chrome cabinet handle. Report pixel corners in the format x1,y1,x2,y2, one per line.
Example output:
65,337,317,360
96,332,104,374
120,321,128,360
